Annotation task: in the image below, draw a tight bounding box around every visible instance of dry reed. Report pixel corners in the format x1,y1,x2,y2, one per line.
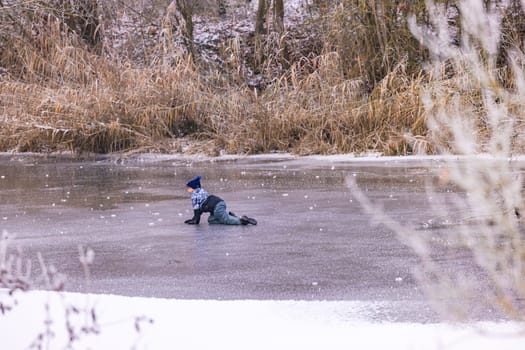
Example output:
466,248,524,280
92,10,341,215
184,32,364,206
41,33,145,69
0,0,435,156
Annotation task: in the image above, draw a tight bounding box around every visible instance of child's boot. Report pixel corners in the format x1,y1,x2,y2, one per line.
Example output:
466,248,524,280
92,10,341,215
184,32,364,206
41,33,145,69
240,215,257,225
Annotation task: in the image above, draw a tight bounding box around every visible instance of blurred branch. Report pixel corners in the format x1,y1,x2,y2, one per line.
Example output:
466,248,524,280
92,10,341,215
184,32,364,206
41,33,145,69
348,0,525,321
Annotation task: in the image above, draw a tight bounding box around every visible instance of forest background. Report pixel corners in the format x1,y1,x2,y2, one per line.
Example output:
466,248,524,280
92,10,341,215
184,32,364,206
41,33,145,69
1,0,524,156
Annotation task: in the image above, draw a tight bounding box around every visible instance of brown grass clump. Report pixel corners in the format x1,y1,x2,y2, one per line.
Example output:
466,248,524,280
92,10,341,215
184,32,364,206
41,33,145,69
0,0,434,156
1,60,207,153
208,53,429,155
0,30,430,156
0,17,206,154
9,0,525,157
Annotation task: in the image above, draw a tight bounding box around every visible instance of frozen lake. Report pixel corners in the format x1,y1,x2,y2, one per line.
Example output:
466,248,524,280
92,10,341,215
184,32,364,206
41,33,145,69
0,154,486,323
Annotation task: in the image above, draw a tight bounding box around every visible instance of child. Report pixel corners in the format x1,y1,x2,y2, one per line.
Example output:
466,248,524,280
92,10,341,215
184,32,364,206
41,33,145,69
184,175,257,225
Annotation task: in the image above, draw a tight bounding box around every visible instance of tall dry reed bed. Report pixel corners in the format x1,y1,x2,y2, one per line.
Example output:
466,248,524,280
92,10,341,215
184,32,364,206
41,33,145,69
0,38,427,155
0,16,207,154
1,64,206,153
216,54,428,155
0,0,458,155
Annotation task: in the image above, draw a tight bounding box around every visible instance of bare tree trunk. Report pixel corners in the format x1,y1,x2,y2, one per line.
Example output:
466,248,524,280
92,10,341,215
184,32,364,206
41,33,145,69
163,0,195,63
255,0,268,34
273,0,284,33
256,0,285,34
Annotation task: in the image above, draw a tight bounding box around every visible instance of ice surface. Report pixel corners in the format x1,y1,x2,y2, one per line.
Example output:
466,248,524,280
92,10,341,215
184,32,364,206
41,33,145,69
1,153,524,349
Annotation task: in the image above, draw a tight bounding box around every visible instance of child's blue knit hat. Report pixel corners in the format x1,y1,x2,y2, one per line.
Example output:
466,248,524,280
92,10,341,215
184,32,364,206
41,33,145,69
186,175,202,189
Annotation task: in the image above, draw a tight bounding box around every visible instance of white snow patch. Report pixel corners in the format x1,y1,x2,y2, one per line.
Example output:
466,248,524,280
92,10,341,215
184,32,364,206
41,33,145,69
1,290,523,350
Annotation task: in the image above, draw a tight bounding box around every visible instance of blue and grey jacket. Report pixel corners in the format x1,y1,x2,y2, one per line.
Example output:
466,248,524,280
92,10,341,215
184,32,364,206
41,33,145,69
190,188,222,224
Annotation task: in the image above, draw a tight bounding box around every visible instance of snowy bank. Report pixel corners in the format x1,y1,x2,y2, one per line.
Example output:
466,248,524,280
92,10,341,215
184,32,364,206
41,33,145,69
1,290,524,350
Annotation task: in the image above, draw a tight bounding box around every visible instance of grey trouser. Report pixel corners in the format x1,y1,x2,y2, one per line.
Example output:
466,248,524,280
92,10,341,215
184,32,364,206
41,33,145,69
207,201,241,225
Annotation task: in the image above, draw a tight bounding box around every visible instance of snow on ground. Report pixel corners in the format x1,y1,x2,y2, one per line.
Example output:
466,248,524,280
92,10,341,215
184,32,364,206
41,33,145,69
1,290,524,350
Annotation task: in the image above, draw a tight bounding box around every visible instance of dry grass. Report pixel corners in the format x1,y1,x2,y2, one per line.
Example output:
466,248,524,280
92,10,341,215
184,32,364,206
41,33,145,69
0,20,206,153
0,34,430,156
210,53,429,155
4,0,525,156
1,65,205,153
0,0,434,156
